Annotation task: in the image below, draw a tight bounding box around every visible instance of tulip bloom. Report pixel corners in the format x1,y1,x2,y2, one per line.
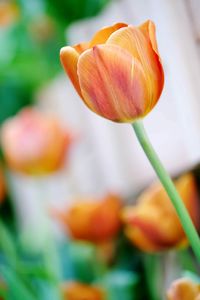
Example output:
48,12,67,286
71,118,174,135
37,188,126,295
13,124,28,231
167,278,200,300
62,282,103,300
60,20,164,122
53,194,121,242
0,2,19,27
1,108,72,175
122,173,200,252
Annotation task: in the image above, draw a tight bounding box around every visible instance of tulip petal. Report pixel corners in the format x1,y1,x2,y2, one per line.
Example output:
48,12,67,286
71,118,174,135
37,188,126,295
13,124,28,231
122,173,199,253
176,174,200,230
139,20,159,55
89,23,127,47
77,44,149,122
74,42,90,54
62,282,103,300
125,226,164,252
60,46,83,98
122,205,185,252
167,279,200,300
107,24,164,111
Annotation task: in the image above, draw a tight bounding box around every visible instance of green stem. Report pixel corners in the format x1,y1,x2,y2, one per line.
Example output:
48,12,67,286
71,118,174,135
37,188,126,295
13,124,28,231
143,254,162,300
132,120,200,263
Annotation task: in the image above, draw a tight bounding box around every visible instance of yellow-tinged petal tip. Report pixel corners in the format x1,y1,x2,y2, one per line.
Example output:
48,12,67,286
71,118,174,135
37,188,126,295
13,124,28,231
60,20,164,122
60,46,83,98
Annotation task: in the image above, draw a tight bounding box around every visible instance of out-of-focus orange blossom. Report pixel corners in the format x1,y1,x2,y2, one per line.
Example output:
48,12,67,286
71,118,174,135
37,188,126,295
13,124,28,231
1,108,73,175
0,1,19,27
53,194,121,243
122,173,200,252
61,281,104,300
167,278,200,300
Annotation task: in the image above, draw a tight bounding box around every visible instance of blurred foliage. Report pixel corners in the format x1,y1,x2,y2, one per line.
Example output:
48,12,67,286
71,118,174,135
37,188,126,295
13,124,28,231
46,0,109,25
0,223,149,300
0,0,109,124
0,0,109,229
0,220,62,299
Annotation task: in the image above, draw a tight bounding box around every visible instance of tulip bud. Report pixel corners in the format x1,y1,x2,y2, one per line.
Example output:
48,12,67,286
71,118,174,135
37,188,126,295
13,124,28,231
60,20,164,123
167,278,200,300
0,2,19,27
53,194,121,243
61,281,104,300
122,173,200,252
0,108,72,175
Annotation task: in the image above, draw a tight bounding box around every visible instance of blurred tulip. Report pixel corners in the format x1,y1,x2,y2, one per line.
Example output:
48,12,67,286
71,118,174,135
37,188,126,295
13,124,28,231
122,173,200,252
167,278,200,300
0,1,19,27
62,282,104,300
60,20,164,123
53,194,121,243
29,16,55,43
1,108,72,175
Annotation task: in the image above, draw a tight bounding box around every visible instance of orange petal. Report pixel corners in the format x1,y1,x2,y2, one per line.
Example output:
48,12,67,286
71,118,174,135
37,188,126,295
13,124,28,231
62,282,103,300
77,44,149,122
176,174,200,230
139,20,159,55
74,42,90,54
122,173,199,253
122,205,184,251
89,23,127,47
125,226,164,252
167,278,200,300
90,195,121,241
107,24,164,111
60,46,83,98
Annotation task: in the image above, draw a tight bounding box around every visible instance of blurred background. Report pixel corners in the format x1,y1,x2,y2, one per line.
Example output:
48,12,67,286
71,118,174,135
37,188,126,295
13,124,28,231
1,0,200,299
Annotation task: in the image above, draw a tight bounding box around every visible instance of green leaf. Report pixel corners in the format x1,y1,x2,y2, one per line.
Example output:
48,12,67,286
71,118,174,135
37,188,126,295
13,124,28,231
0,221,18,268
0,265,36,300
69,241,105,283
143,254,163,300
99,270,139,300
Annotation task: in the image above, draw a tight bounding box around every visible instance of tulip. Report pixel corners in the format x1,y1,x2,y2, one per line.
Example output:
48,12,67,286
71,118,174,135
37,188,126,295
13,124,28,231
122,173,200,252
167,278,200,300
60,20,164,123
53,194,121,243
60,20,200,262
0,2,19,27
62,282,104,300
0,108,72,175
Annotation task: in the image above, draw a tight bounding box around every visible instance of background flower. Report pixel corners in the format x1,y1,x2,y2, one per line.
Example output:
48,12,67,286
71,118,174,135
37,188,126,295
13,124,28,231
61,281,104,300
122,173,200,252
167,278,200,300
0,108,72,175
53,194,121,243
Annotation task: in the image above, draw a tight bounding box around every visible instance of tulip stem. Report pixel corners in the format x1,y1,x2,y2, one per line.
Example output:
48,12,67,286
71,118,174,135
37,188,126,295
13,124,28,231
132,120,200,263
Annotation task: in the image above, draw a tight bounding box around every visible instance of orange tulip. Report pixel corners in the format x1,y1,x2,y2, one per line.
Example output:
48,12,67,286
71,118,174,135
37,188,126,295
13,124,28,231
122,173,200,252
1,108,72,175
62,282,104,300
167,278,200,300
60,20,164,123
0,2,19,27
53,194,121,243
